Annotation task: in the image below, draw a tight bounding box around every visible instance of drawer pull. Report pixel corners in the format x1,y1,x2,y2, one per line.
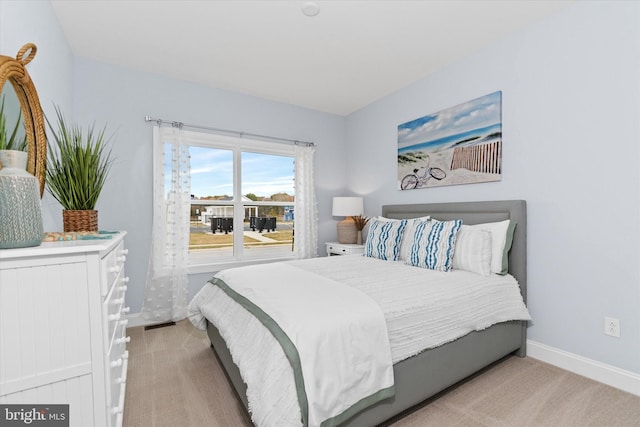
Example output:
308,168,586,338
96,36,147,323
108,313,121,321
110,358,123,368
112,298,124,305
118,319,129,327
120,277,130,284
116,336,131,344
117,255,127,263
108,266,121,274
111,354,128,416
119,249,129,256
122,306,131,314
118,285,128,292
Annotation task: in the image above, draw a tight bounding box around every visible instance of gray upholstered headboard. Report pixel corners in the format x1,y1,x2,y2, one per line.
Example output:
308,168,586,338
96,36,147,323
381,200,527,304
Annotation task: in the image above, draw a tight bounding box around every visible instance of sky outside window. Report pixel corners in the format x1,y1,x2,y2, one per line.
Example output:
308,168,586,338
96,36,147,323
241,152,294,199
165,146,295,200
189,146,234,199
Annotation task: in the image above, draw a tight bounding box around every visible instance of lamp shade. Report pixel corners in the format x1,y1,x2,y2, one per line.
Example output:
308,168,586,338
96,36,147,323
332,197,363,217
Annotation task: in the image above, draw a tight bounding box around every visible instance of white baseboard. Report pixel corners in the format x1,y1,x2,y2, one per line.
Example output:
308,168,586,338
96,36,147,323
527,340,640,396
125,312,155,328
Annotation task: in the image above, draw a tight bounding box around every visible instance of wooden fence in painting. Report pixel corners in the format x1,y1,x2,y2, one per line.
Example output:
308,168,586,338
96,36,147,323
450,140,502,174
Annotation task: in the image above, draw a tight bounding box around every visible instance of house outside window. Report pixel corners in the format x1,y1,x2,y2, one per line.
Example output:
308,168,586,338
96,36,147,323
159,132,299,271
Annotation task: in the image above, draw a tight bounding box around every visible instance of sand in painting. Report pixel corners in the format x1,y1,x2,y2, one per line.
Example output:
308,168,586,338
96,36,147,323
397,147,500,190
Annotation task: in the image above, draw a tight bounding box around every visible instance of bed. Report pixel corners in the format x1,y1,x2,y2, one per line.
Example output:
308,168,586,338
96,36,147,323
189,200,529,426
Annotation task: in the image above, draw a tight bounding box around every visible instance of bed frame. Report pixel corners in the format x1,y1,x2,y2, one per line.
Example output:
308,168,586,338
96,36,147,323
206,199,528,426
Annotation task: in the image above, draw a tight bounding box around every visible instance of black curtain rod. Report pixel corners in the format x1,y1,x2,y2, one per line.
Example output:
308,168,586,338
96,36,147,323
144,115,316,147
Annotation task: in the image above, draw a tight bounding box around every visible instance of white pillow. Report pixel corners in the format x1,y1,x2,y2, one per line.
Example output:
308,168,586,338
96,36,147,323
452,225,492,276
374,216,431,261
467,220,516,275
400,217,431,261
406,219,462,272
364,218,408,261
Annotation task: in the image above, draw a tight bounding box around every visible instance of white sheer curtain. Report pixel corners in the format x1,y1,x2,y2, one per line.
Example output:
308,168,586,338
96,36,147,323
294,144,318,258
141,126,191,322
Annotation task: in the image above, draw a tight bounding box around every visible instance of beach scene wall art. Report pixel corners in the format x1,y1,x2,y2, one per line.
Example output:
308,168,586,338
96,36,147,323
398,91,502,190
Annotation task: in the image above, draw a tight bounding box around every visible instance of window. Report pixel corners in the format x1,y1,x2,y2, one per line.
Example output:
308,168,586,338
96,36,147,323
159,130,302,270
144,125,315,320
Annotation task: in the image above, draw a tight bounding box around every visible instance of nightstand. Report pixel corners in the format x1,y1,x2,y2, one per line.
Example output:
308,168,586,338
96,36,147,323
326,242,365,256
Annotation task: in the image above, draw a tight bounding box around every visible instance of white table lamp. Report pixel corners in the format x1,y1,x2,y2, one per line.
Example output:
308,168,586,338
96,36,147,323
332,197,363,244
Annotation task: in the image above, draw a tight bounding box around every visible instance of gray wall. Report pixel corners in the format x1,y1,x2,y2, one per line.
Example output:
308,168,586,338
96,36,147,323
0,1,73,113
2,0,638,376
0,0,74,229
70,58,347,314
345,1,640,374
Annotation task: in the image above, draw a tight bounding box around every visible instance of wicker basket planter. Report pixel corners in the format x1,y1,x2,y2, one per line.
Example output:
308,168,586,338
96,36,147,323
63,209,98,232
46,107,114,234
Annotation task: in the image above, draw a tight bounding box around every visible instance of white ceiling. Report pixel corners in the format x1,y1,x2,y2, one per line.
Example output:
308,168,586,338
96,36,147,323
51,0,572,116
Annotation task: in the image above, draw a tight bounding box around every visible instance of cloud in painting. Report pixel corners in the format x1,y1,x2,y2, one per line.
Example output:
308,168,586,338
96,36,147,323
398,91,501,150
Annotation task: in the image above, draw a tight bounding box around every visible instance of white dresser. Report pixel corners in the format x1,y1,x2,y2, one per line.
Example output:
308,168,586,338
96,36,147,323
0,232,130,427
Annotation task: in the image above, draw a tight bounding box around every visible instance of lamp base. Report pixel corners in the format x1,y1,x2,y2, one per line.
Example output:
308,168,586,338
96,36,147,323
337,217,357,244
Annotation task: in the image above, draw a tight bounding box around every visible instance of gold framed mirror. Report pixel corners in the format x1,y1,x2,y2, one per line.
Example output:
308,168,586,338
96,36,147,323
0,43,46,197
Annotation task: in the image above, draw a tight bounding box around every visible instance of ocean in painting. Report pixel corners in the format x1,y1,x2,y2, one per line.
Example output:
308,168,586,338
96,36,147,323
398,122,501,155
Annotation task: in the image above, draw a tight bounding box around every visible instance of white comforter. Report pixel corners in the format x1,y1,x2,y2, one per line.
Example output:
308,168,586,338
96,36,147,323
209,262,394,427
292,256,531,363
188,255,531,427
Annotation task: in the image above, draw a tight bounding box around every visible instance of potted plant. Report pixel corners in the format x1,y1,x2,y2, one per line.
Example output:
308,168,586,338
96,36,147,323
46,106,114,232
0,94,27,153
353,214,370,245
0,93,28,170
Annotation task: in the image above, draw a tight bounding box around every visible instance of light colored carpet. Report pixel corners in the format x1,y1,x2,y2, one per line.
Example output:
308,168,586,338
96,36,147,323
123,320,640,427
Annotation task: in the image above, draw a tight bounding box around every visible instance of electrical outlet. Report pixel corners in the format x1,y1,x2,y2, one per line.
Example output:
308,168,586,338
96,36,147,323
604,317,620,338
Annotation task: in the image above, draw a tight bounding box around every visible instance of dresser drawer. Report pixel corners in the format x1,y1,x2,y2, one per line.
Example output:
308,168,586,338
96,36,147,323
107,350,128,427
103,272,128,349
326,242,365,256
100,241,128,297
107,316,130,362
105,292,129,413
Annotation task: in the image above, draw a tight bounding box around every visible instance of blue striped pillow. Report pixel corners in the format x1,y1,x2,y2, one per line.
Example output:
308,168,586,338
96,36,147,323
407,219,463,271
364,218,408,261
